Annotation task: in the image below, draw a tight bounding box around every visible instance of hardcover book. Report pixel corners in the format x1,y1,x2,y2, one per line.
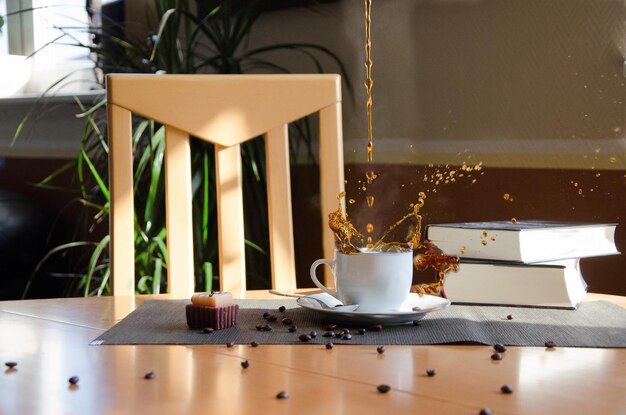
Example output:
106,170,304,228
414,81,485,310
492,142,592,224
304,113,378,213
442,259,587,309
425,221,619,263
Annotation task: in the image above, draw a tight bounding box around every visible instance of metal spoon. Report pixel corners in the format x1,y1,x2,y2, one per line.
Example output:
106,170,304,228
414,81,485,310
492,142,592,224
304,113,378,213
269,290,360,312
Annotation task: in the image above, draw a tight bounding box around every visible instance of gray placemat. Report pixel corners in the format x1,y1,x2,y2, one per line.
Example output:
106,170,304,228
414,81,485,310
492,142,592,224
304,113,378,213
91,299,626,347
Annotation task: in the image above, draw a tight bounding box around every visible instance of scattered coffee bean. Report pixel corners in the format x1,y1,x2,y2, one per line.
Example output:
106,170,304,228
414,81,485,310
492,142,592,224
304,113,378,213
5,362,17,369
241,360,250,369
491,353,503,361
479,408,493,415
325,342,334,350
288,325,297,333
251,341,259,348
144,372,156,379
276,391,289,399
426,369,436,377
226,341,235,348
322,331,335,338
358,328,366,335
493,344,507,353
299,334,312,342
68,376,79,385
281,318,293,325
506,314,514,320
377,346,385,354
501,385,513,394
412,320,422,326
309,331,317,338
278,306,286,312
325,324,337,331
342,334,352,340
202,327,214,334
256,324,272,332
266,315,278,322
545,341,556,349
377,384,391,393
370,324,383,332
262,311,271,319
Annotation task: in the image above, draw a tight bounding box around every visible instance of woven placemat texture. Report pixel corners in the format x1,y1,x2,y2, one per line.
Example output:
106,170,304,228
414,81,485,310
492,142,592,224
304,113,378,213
91,299,626,347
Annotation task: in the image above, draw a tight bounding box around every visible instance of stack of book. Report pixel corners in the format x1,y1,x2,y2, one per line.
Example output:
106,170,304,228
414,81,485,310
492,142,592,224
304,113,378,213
425,221,620,309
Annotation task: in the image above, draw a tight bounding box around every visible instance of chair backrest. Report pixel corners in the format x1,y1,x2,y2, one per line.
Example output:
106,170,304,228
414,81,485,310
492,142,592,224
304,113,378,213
107,74,344,298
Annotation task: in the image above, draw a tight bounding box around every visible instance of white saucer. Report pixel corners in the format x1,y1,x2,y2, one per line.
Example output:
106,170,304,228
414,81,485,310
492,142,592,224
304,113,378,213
296,293,450,326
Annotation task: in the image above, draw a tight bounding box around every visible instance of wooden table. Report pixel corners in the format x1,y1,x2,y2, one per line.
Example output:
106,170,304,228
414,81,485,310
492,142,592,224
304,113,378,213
1,292,625,414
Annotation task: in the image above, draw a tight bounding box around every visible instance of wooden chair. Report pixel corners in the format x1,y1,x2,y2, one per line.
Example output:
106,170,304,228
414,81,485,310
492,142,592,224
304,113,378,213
107,74,344,298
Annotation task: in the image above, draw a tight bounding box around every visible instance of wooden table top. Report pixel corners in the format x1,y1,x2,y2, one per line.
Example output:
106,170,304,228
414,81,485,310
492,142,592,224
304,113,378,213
1,292,625,415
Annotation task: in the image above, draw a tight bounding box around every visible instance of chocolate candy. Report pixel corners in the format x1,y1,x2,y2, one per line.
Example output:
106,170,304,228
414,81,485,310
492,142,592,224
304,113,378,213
377,384,391,393
68,376,79,385
322,331,335,338
491,353,503,361
412,320,422,326
501,385,513,394
202,327,214,333
281,318,293,325
262,311,270,318
358,328,366,334
342,334,352,340
144,372,156,379
370,324,383,332
325,324,337,331
241,360,250,369
251,341,259,347
266,315,278,322
299,334,312,342
479,408,492,415
325,342,334,350
309,331,317,338
4,362,17,369
376,346,385,354
276,391,289,399
278,306,286,312
226,341,235,348
288,325,297,333
545,341,556,348
426,369,436,377
506,314,514,320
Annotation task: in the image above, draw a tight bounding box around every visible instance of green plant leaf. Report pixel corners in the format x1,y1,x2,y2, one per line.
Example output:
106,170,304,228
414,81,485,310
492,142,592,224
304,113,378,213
84,235,111,296
81,148,110,202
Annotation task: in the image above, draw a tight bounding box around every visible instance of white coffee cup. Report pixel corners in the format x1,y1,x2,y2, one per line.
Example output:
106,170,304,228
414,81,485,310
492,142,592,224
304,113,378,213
309,251,413,312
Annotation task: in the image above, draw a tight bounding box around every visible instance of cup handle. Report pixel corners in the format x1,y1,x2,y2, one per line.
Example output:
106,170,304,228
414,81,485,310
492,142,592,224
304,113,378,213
309,258,340,299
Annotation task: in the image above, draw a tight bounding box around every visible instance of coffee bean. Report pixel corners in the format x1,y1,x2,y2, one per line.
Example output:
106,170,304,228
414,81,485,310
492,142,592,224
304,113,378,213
342,334,352,340
226,341,235,348
426,369,436,377
491,353,503,361
262,312,271,319
493,344,507,353
340,328,350,334
370,324,383,332
309,331,317,338
325,342,334,350
377,384,391,393
266,315,278,322
262,324,272,331
5,362,17,369
288,325,297,333
68,376,79,385
325,324,337,331
278,306,286,312
377,346,385,354
276,391,289,399
545,341,556,348
202,327,214,333
281,318,293,325
299,334,312,342
412,320,422,326
144,372,156,379
501,385,513,394
322,331,335,338
256,324,264,331
241,360,250,369
506,314,514,320
251,341,259,348
358,328,366,334
479,408,492,415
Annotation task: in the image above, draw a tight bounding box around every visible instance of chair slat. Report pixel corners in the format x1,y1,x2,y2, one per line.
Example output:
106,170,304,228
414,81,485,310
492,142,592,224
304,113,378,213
109,104,135,297
215,144,247,296
164,126,195,298
319,103,345,289
265,124,297,290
